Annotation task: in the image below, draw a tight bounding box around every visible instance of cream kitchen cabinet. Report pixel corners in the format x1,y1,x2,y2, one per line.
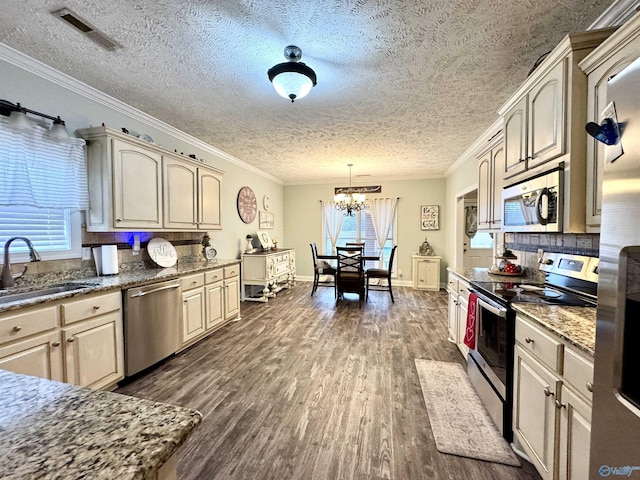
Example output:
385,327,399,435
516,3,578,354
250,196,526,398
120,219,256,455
78,126,224,232
0,304,62,381
163,157,222,230
580,16,640,232
445,271,470,359
477,137,504,230
513,313,594,480
412,255,441,291
61,291,124,390
223,265,240,320
180,273,206,347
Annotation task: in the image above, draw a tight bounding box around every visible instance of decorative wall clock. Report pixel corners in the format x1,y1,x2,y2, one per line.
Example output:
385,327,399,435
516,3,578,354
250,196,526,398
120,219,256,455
237,186,257,223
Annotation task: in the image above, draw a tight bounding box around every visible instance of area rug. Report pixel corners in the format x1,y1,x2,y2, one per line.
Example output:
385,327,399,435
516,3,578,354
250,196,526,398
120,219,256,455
414,359,521,467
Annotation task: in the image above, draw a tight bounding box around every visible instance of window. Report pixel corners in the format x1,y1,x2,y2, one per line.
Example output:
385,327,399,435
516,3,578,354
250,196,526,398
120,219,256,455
323,205,397,272
470,232,494,249
0,206,82,264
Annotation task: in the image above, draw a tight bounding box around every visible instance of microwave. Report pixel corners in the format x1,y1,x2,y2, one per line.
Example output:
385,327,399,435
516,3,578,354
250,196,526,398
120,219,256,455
502,168,563,232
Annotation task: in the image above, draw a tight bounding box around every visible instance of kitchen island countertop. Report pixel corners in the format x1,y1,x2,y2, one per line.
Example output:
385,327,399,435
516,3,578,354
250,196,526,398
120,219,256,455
0,369,201,479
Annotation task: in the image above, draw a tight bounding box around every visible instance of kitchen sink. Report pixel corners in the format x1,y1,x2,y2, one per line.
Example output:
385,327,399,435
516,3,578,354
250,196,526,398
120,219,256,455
0,283,95,305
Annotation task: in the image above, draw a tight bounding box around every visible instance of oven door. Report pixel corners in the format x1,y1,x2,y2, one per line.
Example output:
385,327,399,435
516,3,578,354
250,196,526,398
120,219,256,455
502,169,562,232
474,296,511,398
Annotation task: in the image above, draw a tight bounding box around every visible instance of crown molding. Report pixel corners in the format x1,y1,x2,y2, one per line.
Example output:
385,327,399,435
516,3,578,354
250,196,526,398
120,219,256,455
0,42,284,185
589,0,640,28
444,117,504,177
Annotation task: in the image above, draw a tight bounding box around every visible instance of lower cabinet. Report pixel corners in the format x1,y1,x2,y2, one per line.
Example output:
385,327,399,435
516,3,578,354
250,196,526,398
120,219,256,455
0,330,63,382
412,255,441,290
180,273,206,346
446,270,470,358
513,313,594,480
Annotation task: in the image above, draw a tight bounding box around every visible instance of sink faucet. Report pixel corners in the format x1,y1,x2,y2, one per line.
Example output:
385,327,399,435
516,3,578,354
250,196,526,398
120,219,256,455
1,237,41,289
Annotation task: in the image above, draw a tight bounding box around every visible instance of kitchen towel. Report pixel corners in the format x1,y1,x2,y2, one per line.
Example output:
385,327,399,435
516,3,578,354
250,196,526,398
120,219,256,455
463,292,478,349
101,245,119,275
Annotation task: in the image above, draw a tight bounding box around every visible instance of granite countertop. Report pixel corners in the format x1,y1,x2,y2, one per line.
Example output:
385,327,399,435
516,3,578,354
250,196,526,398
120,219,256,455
512,303,596,356
0,369,201,480
0,259,240,313
447,266,596,356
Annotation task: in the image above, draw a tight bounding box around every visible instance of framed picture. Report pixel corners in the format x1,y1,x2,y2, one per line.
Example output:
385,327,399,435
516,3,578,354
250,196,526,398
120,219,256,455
256,230,273,249
259,211,274,229
421,205,440,230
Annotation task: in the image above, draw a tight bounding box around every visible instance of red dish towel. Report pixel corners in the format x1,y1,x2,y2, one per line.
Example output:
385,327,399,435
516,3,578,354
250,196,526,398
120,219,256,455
464,292,478,349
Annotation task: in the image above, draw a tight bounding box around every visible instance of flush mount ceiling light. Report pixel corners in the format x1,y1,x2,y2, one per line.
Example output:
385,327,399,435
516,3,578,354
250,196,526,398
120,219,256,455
334,164,366,217
267,45,317,103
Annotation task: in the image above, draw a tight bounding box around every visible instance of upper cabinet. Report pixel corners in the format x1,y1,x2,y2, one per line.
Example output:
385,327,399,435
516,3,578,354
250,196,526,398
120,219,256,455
498,28,615,232
580,15,640,232
78,127,223,232
477,133,504,230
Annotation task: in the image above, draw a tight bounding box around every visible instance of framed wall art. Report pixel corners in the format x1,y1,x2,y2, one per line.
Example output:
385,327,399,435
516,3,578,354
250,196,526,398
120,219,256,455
256,230,273,250
259,211,274,229
421,205,440,230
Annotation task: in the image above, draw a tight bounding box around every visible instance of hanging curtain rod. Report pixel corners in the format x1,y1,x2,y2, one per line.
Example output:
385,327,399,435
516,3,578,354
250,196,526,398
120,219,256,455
0,99,66,125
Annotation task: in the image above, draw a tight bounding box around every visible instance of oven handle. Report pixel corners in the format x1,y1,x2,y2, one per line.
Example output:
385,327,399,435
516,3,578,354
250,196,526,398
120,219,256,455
476,297,508,318
536,187,550,225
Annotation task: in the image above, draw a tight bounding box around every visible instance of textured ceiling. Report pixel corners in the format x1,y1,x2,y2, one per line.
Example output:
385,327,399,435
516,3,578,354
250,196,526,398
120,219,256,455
0,0,615,184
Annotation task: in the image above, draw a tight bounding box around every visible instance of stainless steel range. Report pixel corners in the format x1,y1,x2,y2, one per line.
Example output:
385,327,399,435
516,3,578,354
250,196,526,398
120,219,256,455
467,252,598,442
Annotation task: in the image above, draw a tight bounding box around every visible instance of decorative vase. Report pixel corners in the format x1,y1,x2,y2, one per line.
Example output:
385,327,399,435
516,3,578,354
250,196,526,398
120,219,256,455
245,236,254,253
419,237,433,256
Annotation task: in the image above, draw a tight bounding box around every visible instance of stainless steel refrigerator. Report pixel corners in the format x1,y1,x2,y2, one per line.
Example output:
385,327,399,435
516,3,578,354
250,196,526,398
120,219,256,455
589,56,640,479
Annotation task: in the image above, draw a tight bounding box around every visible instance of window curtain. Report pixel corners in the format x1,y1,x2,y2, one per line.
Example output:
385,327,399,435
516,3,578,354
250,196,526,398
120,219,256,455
0,115,89,210
465,205,478,238
369,197,398,265
321,200,344,254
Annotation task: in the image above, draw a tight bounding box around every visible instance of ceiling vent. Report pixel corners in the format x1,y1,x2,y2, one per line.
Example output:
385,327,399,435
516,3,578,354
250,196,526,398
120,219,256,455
52,8,121,51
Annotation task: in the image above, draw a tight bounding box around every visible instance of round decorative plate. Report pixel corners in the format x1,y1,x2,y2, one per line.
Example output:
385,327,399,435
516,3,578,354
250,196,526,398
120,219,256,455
237,186,257,224
488,268,525,277
147,238,178,267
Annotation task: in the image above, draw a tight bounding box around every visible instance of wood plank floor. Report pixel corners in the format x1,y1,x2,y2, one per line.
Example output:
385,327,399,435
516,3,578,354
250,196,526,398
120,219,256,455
116,284,541,480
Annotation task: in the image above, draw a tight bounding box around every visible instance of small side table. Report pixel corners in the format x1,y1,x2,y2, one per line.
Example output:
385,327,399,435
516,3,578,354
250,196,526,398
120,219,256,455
412,255,441,291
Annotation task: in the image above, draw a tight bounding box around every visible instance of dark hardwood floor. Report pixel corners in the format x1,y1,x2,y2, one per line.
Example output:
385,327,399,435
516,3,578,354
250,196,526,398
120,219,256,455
116,283,541,480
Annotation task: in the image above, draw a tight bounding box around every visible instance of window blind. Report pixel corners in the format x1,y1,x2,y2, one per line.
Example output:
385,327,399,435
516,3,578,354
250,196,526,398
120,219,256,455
0,206,71,253
0,115,88,210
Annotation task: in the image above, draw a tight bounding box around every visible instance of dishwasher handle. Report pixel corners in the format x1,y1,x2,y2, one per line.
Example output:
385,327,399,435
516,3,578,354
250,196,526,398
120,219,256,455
129,281,181,298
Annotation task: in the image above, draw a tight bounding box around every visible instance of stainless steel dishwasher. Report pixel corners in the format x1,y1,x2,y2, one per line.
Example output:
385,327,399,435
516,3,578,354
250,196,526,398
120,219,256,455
124,279,181,376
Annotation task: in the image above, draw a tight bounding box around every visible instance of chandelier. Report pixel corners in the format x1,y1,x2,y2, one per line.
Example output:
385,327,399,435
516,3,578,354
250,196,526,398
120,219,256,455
334,164,366,216
267,45,317,103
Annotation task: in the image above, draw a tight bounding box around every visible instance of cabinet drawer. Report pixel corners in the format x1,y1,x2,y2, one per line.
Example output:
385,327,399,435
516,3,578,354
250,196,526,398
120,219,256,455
274,262,289,275
181,273,205,291
516,315,563,372
205,269,223,284
0,305,59,344
224,264,239,279
447,273,459,294
563,346,594,402
458,280,470,300
62,291,121,325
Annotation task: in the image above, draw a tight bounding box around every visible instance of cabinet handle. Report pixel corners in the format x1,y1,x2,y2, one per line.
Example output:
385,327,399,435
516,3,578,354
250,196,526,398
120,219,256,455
12,325,22,332
67,337,76,343
555,400,566,409
543,387,554,397
525,337,534,344
92,305,101,310
51,341,61,347
586,382,593,392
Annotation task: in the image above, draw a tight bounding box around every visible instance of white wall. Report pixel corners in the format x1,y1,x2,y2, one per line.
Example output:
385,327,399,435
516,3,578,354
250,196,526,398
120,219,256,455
0,57,284,260
284,177,448,284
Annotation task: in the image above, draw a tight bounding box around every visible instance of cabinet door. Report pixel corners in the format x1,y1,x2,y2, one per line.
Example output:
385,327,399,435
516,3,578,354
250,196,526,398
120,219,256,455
163,158,198,229
503,97,528,178
112,139,162,229
199,169,222,230
527,60,565,170
416,259,439,290
513,345,558,480
477,150,492,230
456,296,469,358
181,288,206,344
0,331,63,382
557,386,592,480
224,276,240,319
205,282,224,330
447,292,458,342
63,311,124,390
491,143,505,226
586,54,640,230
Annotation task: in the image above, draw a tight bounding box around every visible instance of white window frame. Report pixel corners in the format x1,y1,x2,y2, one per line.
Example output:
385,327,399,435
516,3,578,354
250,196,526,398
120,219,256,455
0,208,82,264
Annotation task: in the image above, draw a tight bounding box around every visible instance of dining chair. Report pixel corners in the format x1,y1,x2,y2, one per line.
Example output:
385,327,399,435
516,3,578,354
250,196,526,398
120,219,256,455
366,245,397,303
345,241,365,250
336,245,365,307
310,243,337,297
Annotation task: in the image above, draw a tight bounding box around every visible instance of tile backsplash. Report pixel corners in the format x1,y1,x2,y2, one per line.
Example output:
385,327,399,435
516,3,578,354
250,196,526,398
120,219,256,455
505,232,600,271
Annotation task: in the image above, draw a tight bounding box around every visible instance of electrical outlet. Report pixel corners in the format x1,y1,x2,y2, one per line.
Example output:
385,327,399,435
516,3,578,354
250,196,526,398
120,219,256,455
81,247,91,260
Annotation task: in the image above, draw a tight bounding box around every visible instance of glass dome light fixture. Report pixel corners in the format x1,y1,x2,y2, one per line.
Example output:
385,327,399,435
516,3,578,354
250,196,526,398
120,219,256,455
334,164,366,217
267,45,317,103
